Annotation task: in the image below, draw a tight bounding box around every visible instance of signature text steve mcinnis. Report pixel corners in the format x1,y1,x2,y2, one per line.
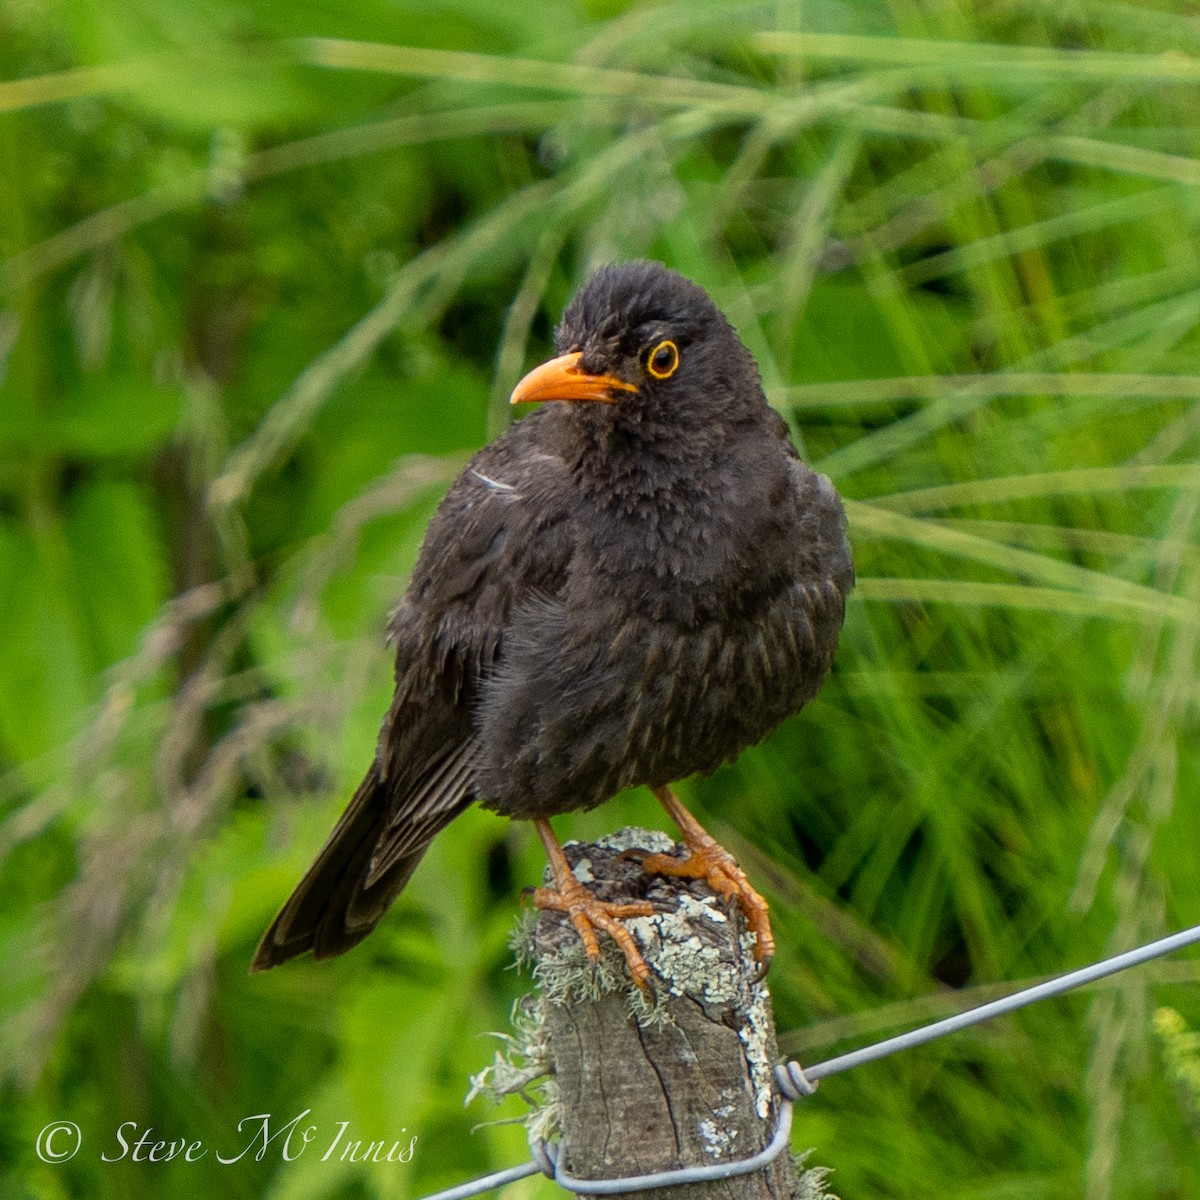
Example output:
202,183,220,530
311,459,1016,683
35,1111,418,1165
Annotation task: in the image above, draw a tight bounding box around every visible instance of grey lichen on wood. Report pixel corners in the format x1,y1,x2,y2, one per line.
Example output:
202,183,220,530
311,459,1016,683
475,827,833,1200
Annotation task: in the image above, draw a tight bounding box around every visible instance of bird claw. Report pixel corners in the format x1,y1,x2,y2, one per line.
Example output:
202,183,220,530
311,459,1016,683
636,842,775,974
749,950,773,984
530,882,656,990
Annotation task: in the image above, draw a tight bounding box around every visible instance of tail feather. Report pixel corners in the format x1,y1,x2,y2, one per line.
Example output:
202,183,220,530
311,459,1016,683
251,764,427,972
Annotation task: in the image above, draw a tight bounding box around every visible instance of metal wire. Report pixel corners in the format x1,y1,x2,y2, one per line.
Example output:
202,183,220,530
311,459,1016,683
413,922,1200,1200
418,1161,541,1200
798,923,1200,1084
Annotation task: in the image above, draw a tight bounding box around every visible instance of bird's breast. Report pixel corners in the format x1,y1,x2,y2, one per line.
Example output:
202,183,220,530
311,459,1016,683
473,571,843,820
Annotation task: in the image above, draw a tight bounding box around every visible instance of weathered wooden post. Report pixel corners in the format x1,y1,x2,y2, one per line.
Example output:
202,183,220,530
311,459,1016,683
488,828,830,1200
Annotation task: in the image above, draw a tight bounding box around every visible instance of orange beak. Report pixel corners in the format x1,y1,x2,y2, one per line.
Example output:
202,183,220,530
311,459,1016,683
510,351,639,406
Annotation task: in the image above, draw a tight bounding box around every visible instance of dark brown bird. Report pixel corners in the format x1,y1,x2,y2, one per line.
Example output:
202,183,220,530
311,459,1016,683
253,260,852,984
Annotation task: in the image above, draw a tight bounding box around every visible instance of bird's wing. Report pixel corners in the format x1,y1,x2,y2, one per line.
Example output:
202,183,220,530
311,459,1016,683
362,738,479,886
787,459,854,601
253,422,576,969
373,424,575,831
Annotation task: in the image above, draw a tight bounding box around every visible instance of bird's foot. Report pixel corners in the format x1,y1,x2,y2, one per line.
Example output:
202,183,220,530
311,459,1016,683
528,879,656,989
629,839,775,978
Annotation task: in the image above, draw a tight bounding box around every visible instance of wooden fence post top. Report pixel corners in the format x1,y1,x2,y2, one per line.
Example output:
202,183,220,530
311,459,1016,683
506,827,831,1200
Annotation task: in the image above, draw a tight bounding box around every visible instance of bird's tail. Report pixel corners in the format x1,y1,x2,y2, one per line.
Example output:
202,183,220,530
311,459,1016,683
251,763,426,971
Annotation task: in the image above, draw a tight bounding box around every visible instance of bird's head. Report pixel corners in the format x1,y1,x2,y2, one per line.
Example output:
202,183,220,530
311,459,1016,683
510,261,764,426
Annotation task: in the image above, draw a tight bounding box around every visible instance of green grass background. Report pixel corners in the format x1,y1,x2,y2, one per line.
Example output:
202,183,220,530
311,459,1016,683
3,0,1200,1196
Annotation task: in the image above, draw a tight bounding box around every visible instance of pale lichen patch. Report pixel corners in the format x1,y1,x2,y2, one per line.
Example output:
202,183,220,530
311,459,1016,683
465,996,561,1145
628,905,736,1006
698,1117,739,1158
588,828,675,856
793,1149,838,1199
738,978,776,1120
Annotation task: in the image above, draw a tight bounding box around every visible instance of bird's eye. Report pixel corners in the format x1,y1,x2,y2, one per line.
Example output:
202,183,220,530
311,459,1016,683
645,339,680,380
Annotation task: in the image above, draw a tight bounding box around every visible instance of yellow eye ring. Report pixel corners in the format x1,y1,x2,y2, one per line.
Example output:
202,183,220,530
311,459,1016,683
645,339,680,380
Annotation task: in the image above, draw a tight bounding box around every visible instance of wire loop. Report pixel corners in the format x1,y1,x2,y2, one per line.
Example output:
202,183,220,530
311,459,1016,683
530,1137,558,1178
774,1059,819,1100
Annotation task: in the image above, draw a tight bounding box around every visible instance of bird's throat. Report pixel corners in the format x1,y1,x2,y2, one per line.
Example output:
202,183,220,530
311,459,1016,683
560,402,724,501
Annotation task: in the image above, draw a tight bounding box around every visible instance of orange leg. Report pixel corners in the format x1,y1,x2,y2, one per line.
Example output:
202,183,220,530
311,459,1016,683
636,786,775,976
529,819,656,989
